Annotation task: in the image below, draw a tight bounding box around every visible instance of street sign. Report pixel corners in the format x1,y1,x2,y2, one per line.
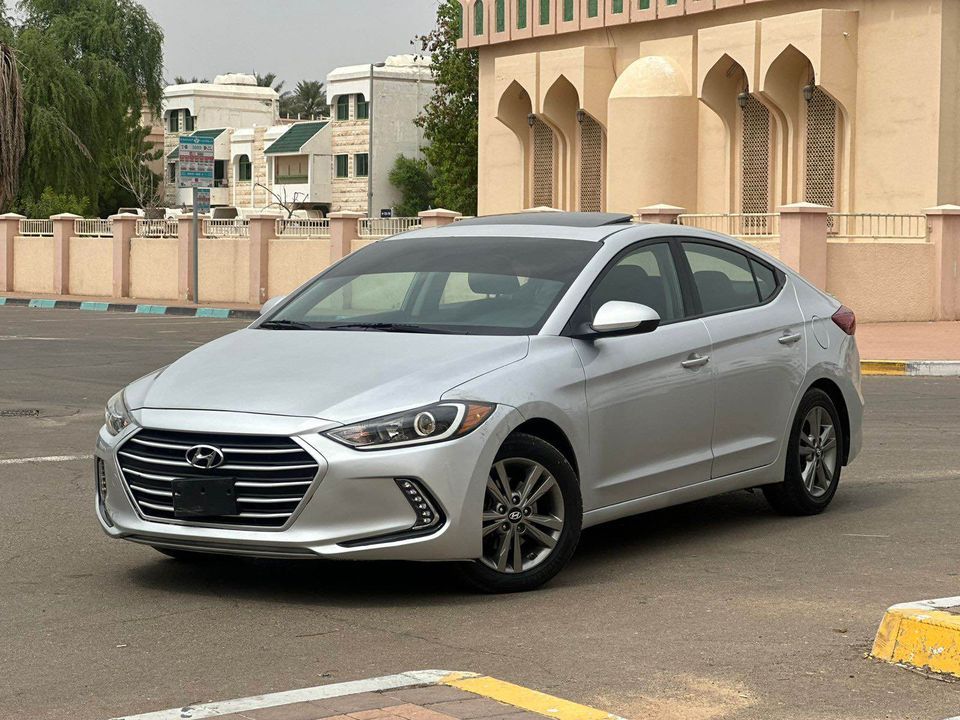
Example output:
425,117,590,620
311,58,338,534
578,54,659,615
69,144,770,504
380,208,394,219
177,136,215,188
194,188,211,214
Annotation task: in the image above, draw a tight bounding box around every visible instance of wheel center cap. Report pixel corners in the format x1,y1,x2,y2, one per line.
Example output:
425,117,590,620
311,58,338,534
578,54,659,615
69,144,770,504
816,448,823,458
507,508,523,523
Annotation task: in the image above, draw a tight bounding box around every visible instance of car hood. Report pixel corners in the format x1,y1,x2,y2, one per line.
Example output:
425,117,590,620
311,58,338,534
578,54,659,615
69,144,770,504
133,329,529,423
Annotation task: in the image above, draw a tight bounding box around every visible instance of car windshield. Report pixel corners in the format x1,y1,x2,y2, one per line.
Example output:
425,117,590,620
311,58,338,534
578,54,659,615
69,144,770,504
265,236,600,335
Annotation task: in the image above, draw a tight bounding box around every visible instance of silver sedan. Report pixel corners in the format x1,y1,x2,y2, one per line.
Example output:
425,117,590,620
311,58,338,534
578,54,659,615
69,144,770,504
95,212,863,592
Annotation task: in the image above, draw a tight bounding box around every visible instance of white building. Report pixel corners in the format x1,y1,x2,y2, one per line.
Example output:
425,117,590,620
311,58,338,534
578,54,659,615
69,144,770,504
326,54,435,214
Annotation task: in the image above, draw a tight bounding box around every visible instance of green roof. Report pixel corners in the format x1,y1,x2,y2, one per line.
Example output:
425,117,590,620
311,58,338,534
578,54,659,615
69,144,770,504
265,121,328,155
166,128,227,159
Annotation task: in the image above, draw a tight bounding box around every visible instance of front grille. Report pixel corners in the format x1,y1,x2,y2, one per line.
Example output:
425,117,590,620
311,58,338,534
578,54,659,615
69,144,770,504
116,429,319,528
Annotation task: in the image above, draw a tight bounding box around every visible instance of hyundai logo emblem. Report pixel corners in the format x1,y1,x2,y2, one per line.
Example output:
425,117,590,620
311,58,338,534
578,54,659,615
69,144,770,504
508,509,523,523
185,444,225,469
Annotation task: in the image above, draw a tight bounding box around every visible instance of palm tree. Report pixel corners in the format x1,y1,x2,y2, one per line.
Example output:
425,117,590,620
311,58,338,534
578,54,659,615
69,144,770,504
292,80,328,119
0,39,25,212
172,75,207,85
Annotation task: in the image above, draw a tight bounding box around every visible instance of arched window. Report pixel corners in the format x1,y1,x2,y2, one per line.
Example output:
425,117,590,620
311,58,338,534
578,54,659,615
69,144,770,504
517,0,527,29
532,117,555,208
539,0,550,24
456,2,464,38
336,95,350,121
587,0,599,17
804,87,838,209
474,0,485,34
237,154,252,182
563,0,574,21
579,114,605,212
740,95,772,217
495,0,505,32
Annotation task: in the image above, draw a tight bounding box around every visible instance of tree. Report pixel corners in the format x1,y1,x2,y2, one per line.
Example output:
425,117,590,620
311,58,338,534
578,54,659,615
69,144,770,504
415,0,478,216
111,127,164,214
256,71,296,116
172,75,208,85
10,0,164,215
21,186,91,218
0,38,25,212
290,80,328,119
389,155,434,217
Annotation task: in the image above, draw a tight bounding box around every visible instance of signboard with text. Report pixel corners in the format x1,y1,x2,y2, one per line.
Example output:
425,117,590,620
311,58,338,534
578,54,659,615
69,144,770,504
380,208,394,219
194,188,211,214
177,136,215,188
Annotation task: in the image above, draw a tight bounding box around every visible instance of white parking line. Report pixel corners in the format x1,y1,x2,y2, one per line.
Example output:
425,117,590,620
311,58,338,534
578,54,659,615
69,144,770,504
110,670,456,720
0,454,93,466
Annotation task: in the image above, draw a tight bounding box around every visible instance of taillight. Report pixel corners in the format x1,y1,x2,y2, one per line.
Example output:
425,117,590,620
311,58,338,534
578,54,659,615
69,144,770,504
832,305,856,336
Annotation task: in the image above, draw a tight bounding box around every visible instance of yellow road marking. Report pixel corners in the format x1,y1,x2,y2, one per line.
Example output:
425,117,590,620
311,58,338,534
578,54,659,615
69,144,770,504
861,361,908,376
442,673,625,720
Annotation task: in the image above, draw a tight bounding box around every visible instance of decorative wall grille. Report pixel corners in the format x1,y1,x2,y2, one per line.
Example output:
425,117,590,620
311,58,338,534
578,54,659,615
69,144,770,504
805,87,838,209
532,118,555,208
579,115,604,212
740,95,771,233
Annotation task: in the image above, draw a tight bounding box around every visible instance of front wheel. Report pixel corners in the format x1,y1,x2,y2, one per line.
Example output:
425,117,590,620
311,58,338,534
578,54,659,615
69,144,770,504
763,388,844,516
457,433,582,593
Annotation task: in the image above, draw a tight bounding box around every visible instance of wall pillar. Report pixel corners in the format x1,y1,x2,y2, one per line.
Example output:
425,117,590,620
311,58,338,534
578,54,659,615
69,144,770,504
925,204,960,321
248,215,278,305
638,204,685,225
177,214,198,302
328,211,364,263
110,213,139,298
0,213,24,292
418,208,462,229
778,203,831,290
52,213,81,295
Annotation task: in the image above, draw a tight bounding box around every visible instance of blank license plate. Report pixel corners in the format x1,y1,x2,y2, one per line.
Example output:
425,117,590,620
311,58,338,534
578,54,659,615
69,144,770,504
172,477,238,518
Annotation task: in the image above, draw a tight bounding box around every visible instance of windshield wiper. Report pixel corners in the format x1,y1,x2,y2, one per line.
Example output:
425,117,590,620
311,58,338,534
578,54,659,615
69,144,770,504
322,322,457,334
258,319,317,330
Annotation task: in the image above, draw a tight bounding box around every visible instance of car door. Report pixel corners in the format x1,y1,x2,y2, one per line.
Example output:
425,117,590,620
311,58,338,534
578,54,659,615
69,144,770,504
679,239,807,478
571,241,716,509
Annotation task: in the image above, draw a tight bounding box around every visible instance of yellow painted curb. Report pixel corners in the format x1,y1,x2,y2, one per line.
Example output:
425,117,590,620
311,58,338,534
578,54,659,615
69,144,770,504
442,673,626,720
861,361,907,376
871,597,960,678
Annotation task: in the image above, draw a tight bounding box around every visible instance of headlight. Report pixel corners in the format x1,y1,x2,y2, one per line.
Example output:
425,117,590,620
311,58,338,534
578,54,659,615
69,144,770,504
104,390,134,436
325,401,495,450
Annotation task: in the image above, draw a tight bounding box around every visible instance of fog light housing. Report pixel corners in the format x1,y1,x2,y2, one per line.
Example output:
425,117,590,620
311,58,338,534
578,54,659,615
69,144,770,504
96,458,113,526
395,478,442,530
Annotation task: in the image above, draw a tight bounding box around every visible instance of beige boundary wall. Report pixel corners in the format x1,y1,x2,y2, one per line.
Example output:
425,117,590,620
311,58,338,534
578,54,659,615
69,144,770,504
1,206,957,322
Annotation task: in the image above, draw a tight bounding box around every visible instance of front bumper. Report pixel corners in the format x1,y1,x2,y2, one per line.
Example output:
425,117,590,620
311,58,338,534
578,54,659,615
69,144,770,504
95,405,516,561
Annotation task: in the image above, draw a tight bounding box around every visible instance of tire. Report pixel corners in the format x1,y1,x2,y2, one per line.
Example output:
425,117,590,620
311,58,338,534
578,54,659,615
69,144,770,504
763,388,844,516
457,433,582,593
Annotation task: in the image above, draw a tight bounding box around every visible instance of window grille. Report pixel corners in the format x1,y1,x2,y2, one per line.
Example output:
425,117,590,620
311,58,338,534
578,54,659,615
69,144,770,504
532,118,555,208
496,0,505,31
475,0,485,34
517,0,527,27
563,0,574,21
805,87,838,209
579,115,604,212
741,95,771,224
540,0,550,24
587,0,599,16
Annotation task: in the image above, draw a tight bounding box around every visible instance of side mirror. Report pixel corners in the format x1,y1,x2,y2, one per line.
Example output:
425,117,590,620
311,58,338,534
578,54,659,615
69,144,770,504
591,301,660,335
260,295,286,316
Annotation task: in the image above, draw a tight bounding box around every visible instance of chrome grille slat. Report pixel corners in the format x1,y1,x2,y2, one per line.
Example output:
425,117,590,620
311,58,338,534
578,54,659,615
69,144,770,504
117,429,319,528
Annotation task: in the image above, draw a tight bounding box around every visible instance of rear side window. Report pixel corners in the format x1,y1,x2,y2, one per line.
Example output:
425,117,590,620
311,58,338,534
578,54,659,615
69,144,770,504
682,242,776,314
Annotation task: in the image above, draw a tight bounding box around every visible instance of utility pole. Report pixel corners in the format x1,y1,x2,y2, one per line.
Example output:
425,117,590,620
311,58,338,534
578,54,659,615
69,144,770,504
367,62,386,219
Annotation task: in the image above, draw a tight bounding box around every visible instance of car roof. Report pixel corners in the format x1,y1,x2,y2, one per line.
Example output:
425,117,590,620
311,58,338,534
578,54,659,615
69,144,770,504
453,212,634,228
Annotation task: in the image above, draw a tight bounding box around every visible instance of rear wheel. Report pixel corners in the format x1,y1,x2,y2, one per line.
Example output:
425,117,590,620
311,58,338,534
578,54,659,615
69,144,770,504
763,388,843,515
457,433,581,593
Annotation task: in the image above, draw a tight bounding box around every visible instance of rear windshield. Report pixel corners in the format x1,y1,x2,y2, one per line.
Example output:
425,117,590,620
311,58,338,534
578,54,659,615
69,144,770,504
267,236,600,335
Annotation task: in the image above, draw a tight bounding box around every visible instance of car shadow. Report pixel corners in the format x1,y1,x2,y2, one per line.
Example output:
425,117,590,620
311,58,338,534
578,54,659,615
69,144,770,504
122,483,885,605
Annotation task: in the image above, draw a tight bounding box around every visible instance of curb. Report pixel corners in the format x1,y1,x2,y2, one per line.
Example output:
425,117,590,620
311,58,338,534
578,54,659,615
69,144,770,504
871,596,960,679
0,296,259,320
109,670,627,720
861,360,960,377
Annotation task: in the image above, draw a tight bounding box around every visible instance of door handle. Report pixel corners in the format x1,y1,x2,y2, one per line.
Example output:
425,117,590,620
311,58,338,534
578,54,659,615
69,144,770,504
681,353,710,369
778,332,802,345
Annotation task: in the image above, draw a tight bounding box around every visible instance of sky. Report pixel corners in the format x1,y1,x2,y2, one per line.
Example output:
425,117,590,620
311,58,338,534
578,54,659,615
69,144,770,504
137,0,441,88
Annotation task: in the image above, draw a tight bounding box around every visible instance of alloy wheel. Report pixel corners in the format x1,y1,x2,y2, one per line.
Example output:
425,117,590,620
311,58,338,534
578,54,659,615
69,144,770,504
480,458,565,574
798,405,838,498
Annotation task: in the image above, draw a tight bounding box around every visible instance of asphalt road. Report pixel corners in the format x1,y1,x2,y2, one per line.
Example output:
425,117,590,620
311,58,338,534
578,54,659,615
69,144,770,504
1,307,958,720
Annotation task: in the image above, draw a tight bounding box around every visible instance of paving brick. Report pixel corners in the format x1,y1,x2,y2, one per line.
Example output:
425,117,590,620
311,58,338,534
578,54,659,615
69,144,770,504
481,713,545,720
384,686,477,706
388,704,459,720
245,701,329,720
348,708,406,720
424,698,516,719
306,692,395,716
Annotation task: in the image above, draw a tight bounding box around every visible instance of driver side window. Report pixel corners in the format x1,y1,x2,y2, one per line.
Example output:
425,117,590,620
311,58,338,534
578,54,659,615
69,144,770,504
589,243,685,323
